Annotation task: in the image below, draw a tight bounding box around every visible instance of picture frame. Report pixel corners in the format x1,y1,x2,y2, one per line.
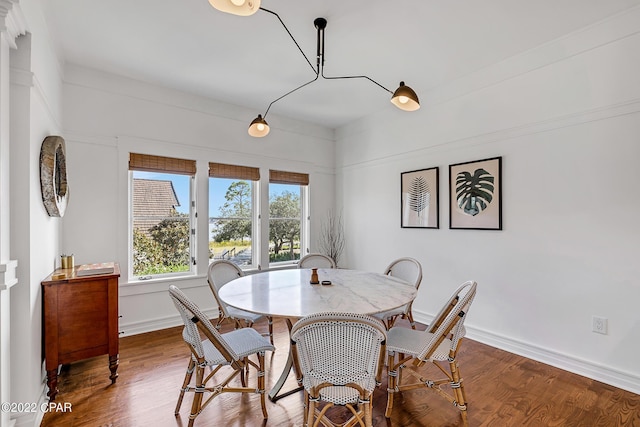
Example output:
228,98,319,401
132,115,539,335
401,167,439,229
449,156,502,230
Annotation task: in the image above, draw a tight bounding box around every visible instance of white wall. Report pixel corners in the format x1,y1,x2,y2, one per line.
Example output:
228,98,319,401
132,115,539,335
60,64,336,335
7,0,65,425
336,7,640,393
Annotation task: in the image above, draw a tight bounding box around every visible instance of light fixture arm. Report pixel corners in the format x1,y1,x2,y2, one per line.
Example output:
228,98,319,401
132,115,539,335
263,74,318,118
259,7,317,75
314,17,393,94
244,12,418,137
258,7,321,119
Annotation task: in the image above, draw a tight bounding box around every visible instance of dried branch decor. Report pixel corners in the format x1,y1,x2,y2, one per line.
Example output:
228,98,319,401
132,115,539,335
319,210,345,267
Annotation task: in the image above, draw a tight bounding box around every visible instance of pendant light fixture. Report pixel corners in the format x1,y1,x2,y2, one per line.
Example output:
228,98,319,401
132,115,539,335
208,0,260,16
208,2,420,137
248,114,270,137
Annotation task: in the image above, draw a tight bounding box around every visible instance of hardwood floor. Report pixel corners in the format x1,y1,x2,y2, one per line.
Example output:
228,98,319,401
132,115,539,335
40,318,640,427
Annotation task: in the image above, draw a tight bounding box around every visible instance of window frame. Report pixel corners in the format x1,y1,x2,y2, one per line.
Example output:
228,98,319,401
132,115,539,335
267,169,310,268
208,176,259,270
128,153,197,282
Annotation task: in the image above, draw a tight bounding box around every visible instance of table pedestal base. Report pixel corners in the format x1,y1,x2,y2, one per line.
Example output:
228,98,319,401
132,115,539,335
268,319,303,402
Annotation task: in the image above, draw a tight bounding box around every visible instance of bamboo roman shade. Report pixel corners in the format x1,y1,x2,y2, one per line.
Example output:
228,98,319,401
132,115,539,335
269,170,309,186
209,162,260,181
129,153,196,176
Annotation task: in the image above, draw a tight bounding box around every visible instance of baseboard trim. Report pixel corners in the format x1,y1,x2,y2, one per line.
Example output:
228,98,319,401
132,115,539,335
11,383,46,427
412,312,640,396
119,308,218,337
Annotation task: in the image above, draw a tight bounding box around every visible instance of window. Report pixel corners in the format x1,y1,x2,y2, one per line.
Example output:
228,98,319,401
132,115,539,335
269,170,309,266
208,163,259,269
129,153,196,279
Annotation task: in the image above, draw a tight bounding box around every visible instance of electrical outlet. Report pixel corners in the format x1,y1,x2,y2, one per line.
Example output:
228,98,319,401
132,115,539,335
592,316,608,335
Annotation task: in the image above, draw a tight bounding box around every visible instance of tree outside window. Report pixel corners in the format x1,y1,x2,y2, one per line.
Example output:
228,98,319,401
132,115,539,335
269,185,301,263
209,178,254,267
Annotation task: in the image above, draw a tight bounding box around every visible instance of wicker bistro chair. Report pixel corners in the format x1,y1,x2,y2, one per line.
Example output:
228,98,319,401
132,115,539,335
298,253,337,269
207,260,273,344
385,280,477,424
290,312,387,427
168,285,275,427
374,257,423,330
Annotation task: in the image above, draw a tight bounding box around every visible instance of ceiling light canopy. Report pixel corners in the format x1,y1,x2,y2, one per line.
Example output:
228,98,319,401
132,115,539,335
208,3,419,137
208,0,260,16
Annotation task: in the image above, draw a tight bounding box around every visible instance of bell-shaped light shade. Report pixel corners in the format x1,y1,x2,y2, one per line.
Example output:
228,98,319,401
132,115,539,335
208,0,260,16
248,114,270,137
390,81,420,111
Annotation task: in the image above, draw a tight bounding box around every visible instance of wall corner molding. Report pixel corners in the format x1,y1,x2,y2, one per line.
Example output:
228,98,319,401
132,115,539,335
0,1,27,49
0,260,18,290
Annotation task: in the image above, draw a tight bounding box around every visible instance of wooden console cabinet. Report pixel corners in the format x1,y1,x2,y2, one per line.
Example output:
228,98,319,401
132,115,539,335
41,263,120,401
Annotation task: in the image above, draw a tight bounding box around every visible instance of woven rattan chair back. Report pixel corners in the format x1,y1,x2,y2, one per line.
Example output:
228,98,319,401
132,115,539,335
385,280,477,425
384,257,422,289
207,260,243,319
169,284,274,427
298,253,336,269
421,280,476,359
291,312,387,427
207,260,274,344
376,257,423,329
169,284,237,363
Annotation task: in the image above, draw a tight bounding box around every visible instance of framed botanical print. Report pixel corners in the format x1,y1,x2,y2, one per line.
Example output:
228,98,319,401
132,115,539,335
449,156,502,230
401,167,439,229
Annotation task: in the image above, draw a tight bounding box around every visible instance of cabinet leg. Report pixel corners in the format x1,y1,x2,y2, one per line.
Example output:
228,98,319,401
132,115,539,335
109,354,119,383
46,369,59,401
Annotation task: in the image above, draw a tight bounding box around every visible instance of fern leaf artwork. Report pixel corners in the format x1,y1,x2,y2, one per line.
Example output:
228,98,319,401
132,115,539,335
401,167,439,228
408,176,430,217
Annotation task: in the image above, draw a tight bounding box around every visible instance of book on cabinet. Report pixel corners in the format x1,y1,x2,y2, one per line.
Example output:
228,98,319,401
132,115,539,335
76,262,116,277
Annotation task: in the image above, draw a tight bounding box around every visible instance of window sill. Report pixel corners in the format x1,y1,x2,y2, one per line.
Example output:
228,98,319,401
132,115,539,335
120,273,206,297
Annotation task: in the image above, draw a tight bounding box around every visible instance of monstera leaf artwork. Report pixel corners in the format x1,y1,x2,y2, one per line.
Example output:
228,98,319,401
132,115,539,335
401,167,439,228
455,168,494,216
449,157,502,230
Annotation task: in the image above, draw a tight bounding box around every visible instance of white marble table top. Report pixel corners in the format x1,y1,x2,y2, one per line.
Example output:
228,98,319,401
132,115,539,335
218,268,417,318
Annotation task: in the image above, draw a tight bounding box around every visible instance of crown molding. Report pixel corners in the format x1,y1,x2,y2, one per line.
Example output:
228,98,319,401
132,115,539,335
0,0,27,49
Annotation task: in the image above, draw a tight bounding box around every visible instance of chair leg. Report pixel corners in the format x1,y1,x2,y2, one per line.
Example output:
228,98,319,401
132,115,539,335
240,357,247,387
215,308,225,330
385,352,397,418
268,316,274,345
406,310,417,329
175,358,196,415
363,398,373,427
386,316,396,330
449,356,468,412
187,364,205,427
308,393,319,427
258,351,268,419
302,390,310,427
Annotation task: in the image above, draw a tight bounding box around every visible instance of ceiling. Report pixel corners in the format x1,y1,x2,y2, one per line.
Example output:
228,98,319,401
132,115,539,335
40,0,640,129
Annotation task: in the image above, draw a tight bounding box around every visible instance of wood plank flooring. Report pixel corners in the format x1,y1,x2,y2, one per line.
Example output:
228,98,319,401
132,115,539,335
40,318,640,426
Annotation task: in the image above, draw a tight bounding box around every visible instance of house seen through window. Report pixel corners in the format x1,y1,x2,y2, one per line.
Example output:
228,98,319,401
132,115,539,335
130,153,195,279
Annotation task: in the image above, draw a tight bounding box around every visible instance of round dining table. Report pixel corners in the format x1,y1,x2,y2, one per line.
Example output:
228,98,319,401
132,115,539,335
218,267,417,401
